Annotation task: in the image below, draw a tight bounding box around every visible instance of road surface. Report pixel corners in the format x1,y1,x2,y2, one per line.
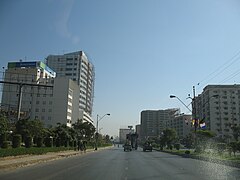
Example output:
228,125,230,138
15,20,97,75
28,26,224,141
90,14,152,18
0,146,240,180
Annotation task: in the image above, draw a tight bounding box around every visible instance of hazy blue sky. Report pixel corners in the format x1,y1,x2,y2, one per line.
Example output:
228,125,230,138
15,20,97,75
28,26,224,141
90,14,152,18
1,0,240,136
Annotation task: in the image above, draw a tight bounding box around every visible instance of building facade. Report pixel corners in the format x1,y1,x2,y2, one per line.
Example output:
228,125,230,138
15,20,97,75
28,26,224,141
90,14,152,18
194,84,240,139
46,51,95,118
166,114,192,140
1,61,56,122
140,109,180,140
135,124,141,139
52,77,80,127
1,61,81,127
119,128,134,144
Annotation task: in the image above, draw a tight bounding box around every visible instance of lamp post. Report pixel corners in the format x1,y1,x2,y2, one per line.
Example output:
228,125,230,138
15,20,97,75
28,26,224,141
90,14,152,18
95,113,110,150
170,95,192,112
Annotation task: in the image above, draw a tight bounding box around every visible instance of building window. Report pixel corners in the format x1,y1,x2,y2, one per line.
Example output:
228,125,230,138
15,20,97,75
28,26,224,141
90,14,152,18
48,109,52,112
42,109,45,112
35,108,39,112
43,101,46,105
49,101,52,105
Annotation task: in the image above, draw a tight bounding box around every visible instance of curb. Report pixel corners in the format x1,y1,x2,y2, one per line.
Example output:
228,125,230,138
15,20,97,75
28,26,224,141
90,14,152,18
0,146,112,171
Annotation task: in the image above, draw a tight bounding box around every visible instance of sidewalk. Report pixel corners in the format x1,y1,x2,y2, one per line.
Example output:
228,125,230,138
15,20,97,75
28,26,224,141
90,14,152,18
0,147,111,171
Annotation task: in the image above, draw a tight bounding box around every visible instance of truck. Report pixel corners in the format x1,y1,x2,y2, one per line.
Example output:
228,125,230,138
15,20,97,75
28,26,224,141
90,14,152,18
124,133,138,151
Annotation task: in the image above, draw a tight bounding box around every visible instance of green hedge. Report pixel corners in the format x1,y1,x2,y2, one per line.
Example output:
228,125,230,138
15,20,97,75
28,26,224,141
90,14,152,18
25,136,33,148
12,134,21,148
2,141,11,149
36,137,43,147
45,137,53,147
0,147,74,157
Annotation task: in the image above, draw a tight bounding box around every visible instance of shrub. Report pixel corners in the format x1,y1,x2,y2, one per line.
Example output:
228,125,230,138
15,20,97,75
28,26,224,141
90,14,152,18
0,133,7,147
64,140,69,147
216,143,226,155
2,141,11,149
36,137,43,147
174,143,180,150
185,150,190,154
167,144,173,150
45,137,53,147
25,136,33,148
195,146,204,153
56,137,61,147
12,134,22,148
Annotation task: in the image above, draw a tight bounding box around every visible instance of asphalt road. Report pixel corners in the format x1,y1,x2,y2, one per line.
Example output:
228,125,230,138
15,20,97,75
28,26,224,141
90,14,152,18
0,146,240,180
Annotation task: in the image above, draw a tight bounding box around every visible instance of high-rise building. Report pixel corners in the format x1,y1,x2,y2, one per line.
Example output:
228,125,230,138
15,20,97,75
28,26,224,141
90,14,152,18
1,61,56,122
46,51,95,117
166,114,192,140
140,109,180,140
1,61,82,127
135,124,141,138
194,84,240,139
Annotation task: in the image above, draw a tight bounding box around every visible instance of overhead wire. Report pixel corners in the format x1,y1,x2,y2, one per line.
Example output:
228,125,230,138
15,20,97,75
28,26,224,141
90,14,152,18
197,49,240,89
219,68,240,83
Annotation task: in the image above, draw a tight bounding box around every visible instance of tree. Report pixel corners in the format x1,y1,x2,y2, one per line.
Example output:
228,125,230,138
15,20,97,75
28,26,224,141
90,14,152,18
105,135,110,143
0,114,10,147
195,130,215,153
161,128,177,149
231,126,240,141
0,114,9,135
228,142,238,156
15,119,45,142
183,134,194,149
53,123,71,147
73,119,96,141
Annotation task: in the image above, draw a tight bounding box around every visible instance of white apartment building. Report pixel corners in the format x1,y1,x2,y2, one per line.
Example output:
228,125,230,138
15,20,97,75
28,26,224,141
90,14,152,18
195,85,240,139
1,61,56,122
79,109,94,124
140,109,180,140
166,114,192,140
52,77,80,127
46,51,95,122
1,61,80,127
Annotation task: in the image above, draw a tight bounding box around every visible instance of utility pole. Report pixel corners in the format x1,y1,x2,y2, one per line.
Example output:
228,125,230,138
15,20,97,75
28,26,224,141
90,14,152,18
193,86,197,132
17,84,23,121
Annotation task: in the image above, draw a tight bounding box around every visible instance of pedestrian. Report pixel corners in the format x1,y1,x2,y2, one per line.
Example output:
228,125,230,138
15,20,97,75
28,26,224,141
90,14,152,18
77,140,81,151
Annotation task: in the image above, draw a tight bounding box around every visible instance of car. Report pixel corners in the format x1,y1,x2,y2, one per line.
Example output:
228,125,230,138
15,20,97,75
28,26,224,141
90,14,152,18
123,144,132,151
143,142,153,152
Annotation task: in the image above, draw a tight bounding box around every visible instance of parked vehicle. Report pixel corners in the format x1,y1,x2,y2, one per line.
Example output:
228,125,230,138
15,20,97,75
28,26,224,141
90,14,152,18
143,142,153,152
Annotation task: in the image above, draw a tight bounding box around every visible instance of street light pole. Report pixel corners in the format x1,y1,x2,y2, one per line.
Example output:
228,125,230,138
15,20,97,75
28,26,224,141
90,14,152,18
95,113,110,150
170,95,192,112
